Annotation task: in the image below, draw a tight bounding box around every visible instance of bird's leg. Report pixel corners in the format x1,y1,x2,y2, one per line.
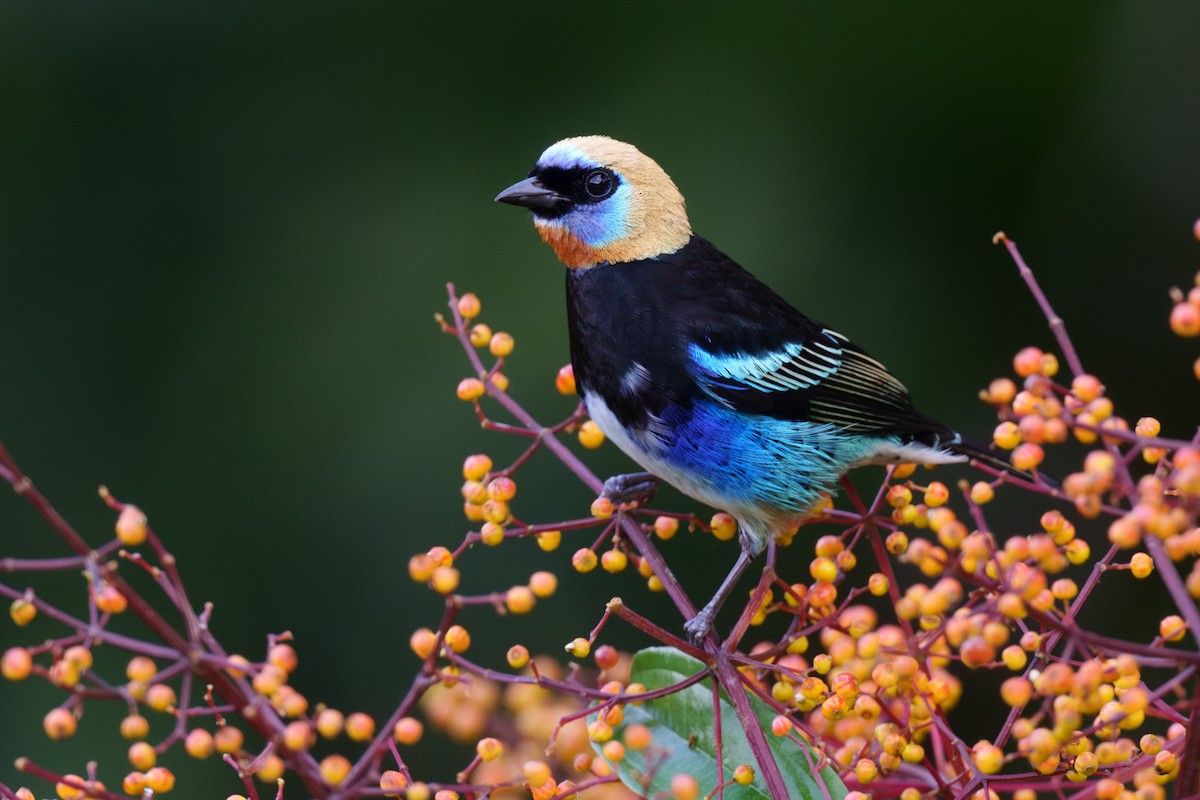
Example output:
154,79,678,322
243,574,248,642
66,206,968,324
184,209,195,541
683,547,756,646
600,472,660,506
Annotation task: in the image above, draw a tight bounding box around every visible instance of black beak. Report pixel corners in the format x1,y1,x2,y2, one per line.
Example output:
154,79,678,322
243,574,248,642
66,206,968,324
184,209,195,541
494,176,570,211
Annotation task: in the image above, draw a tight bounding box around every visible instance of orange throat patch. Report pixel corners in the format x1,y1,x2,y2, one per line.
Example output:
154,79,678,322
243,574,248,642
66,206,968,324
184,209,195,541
536,224,603,270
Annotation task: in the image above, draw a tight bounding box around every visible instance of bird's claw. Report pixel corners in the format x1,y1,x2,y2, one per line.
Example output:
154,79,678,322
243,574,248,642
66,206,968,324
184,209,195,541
683,610,715,646
601,472,660,506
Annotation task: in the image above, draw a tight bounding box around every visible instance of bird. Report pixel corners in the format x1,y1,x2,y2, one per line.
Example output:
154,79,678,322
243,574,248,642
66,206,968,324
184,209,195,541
495,135,1031,644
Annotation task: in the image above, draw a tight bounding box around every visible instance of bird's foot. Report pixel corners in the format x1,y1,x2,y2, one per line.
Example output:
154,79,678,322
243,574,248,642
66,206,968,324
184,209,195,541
601,472,660,506
684,608,716,646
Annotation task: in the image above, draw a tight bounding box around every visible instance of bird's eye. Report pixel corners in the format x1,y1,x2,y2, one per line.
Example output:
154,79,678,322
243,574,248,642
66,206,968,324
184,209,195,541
583,169,617,200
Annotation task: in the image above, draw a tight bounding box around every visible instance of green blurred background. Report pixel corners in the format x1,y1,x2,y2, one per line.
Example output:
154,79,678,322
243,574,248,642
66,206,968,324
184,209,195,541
2,2,1199,796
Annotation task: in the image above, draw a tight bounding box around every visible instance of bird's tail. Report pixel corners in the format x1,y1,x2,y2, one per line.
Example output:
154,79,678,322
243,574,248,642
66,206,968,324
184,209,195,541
947,433,1059,489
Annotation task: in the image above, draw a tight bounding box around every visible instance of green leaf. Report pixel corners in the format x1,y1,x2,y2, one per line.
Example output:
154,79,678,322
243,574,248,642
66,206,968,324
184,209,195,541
591,647,847,799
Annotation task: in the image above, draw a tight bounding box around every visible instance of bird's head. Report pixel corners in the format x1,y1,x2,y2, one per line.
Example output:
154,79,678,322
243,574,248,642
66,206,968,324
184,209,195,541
495,136,691,269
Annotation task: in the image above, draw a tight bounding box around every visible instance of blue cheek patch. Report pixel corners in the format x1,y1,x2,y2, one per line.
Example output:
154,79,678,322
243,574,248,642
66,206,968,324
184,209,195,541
564,183,632,249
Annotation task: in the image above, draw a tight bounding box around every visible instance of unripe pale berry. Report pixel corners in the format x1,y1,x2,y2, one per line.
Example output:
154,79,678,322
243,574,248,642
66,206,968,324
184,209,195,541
477,736,503,761
566,637,591,658
116,504,148,545
457,292,481,319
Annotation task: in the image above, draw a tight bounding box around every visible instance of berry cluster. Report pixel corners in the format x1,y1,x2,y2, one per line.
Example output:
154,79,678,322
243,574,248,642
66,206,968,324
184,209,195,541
2,226,1199,800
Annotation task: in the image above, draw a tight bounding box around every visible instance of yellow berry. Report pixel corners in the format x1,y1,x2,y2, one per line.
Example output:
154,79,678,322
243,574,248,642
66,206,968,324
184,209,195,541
393,716,423,745
477,737,503,761
590,496,614,518
1160,615,1187,641
409,628,438,659
536,530,562,551
444,625,471,653
10,598,36,626
380,770,408,797
710,513,737,541
2,648,33,681
670,773,700,800
345,712,375,741
507,645,530,669
653,516,679,539
868,573,889,596
970,482,994,504
320,754,351,786
480,521,505,546
489,331,515,357
601,549,628,573
1011,442,1044,472
578,420,605,449
462,454,493,481
733,765,755,786
924,481,949,507
120,714,150,741
432,566,460,594
315,708,344,739
468,323,493,348
993,421,1021,450
566,638,591,658
1130,552,1154,578
810,556,837,583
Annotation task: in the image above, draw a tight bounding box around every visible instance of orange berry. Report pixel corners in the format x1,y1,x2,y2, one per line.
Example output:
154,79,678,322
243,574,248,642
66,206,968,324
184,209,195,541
1170,302,1200,337
115,504,148,545
456,377,485,401
462,453,493,481
393,716,423,745
410,628,438,659
970,482,994,504
345,712,375,741
924,481,949,507
670,773,700,800
380,770,408,797
983,377,1017,404
128,741,156,770
43,708,77,740
120,714,150,741
488,371,509,392
444,625,471,653
145,683,177,712
213,724,244,753
320,754,352,786
315,708,344,739
9,598,36,626
1011,442,1044,472
268,643,299,673
505,585,536,614
529,570,558,597
456,292,481,319
1013,346,1045,377
122,773,147,796
886,485,913,507
2,647,33,681
590,496,614,518
556,364,577,395
578,420,605,449
572,548,598,573
95,583,128,614
1071,374,1104,402
624,723,652,749
282,720,315,753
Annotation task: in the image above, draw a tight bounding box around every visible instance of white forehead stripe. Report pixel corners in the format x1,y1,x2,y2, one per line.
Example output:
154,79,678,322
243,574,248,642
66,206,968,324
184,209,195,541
537,141,596,170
